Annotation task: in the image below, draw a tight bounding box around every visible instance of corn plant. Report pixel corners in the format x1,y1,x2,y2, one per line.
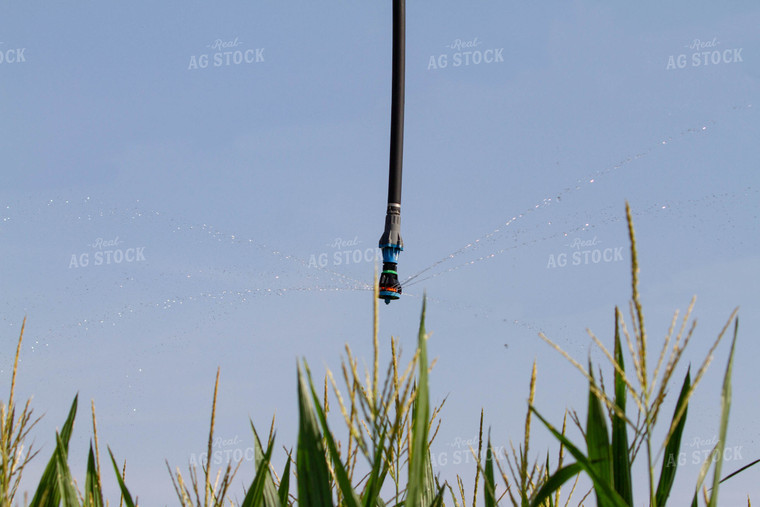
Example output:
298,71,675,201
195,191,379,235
290,288,445,506
315,278,447,505
167,367,245,507
448,363,586,507
528,202,756,507
21,398,137,507
1,318,42,506
167,277,446,506
1,318,136,507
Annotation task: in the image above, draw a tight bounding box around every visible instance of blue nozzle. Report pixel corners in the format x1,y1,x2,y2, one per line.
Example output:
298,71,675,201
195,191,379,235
379,244,403,264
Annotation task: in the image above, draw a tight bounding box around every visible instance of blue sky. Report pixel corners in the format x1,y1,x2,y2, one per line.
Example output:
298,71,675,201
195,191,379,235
2,1,759,503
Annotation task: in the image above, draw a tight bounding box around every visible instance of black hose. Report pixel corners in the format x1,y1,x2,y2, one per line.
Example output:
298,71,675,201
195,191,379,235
387,0,405,206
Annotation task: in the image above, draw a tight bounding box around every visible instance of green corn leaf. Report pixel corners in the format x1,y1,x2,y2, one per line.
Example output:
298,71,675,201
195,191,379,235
295,362,334,506
530,407,628,507
241,424,278,507
690,446,714,507
254,422,281,507
107,448,136,507
413,452,445,507
278,450,292,506
84,442,104,507
655,368,690,506
484,435,496,507
708,317,739,507
361,422,392,506
690,317,740,507
611,311,633,506
304,363,361,507
29,394,78,507
54,432,81,507
422,446,445,507
586,363,614,507
406,296,431,507
530,462,583,507
359,389,396,507
429,479,447,507
545,452,556,507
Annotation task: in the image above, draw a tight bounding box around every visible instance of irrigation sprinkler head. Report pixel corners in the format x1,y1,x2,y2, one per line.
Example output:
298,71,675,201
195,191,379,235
379,260,402,304
379,205,403,304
